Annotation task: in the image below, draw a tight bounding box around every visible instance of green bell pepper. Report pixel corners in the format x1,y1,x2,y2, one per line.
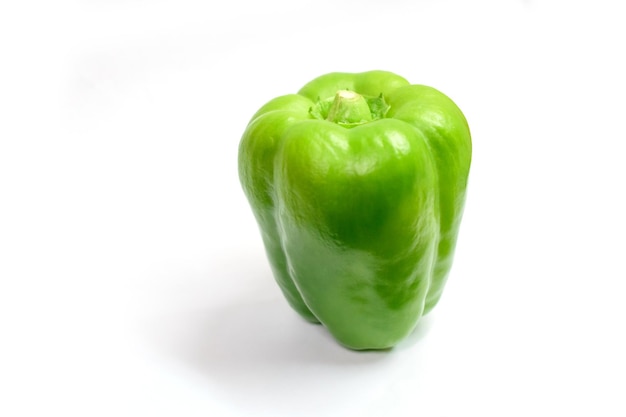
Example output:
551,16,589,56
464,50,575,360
238,70,471,350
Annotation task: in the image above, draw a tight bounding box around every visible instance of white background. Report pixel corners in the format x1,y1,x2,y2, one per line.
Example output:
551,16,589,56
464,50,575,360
2,1,625,416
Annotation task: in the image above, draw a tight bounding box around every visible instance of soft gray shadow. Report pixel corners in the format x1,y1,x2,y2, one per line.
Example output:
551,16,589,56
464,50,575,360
143,255,432,415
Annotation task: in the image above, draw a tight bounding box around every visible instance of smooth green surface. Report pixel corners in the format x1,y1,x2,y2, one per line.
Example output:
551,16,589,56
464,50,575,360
238,71,471,350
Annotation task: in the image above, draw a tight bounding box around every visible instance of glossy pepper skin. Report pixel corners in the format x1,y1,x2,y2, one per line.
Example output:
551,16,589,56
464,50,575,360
238,71,471,350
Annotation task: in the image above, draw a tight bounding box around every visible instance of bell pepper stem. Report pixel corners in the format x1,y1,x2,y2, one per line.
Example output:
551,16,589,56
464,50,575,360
326,90,373,126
